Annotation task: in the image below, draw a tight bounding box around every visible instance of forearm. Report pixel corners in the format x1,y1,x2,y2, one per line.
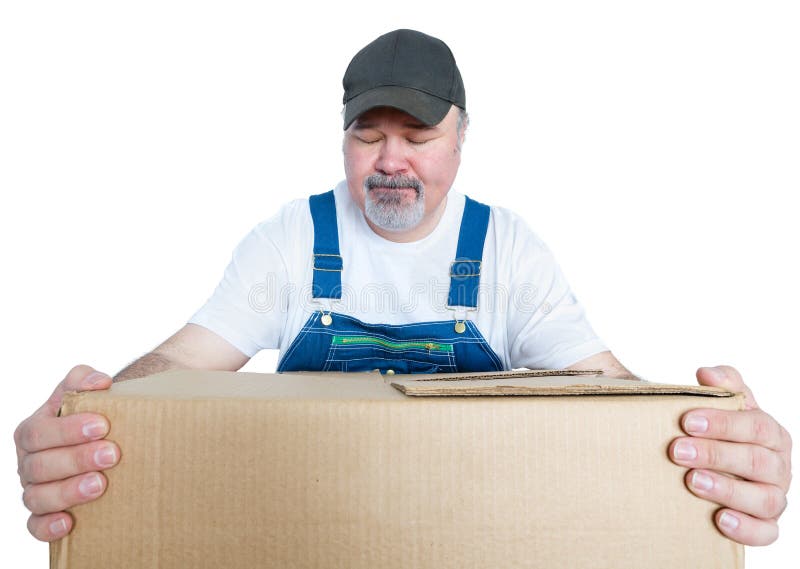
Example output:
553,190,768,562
113,351,184,383
566,350,640,380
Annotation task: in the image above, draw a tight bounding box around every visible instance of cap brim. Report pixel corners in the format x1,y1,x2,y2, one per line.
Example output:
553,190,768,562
343,86,453,130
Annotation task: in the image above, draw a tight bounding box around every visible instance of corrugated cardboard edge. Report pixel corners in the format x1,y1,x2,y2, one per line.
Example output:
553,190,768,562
50,395,82,569
391,376,738,397
50,540,65,569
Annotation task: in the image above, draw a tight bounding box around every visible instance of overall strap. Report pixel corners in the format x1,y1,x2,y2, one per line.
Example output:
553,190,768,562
309,190,343,299
447,196,491,308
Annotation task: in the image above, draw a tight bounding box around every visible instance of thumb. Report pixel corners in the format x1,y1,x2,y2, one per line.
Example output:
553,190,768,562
36,365,113,417
696,365,758,410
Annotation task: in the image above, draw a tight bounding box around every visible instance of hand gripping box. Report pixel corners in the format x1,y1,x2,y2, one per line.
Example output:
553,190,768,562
52,369,745,569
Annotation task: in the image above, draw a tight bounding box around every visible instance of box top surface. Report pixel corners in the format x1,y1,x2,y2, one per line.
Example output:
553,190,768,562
71,369,737,403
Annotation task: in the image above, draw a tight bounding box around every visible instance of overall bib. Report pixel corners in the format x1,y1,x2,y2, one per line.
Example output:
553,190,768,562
277,190,504,374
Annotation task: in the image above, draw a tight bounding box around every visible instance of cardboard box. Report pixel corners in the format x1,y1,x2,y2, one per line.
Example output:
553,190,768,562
52,369,745,568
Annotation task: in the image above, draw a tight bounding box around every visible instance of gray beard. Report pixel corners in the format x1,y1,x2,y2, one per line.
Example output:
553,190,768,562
363,174,425,231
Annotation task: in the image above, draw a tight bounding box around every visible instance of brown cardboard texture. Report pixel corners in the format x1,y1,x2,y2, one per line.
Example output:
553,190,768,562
52,370,745,569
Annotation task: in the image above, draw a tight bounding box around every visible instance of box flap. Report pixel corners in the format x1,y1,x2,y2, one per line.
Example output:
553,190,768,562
391,374,737,397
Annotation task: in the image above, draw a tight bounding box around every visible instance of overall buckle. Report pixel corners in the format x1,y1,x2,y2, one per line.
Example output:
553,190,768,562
449,259,481,278
313,253,343,272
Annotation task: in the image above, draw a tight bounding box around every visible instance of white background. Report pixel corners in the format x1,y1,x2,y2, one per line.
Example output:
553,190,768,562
1,1,797,566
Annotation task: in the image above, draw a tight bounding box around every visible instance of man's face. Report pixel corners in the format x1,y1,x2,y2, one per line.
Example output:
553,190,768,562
343,105,463,236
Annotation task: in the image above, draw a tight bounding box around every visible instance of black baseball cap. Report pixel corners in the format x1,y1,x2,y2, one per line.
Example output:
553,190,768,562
342,29,466,130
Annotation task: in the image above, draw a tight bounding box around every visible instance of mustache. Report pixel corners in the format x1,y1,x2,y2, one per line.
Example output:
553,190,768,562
364,174,423,193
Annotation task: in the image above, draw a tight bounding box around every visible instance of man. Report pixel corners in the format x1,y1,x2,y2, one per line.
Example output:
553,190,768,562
15,29,791,547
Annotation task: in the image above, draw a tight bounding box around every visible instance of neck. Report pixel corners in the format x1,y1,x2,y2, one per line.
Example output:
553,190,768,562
364,196,449,243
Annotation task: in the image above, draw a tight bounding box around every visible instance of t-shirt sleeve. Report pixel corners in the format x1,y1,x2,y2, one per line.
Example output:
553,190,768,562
188,216,294,358
505,217,608,369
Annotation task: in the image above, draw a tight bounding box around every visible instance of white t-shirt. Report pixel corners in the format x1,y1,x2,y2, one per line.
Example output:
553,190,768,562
189,181,607,369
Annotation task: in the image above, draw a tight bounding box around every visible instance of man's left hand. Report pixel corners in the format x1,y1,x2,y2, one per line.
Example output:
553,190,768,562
668,365,792,545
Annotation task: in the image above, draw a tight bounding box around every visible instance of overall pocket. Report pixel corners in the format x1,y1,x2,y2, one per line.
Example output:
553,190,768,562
323,335,457,374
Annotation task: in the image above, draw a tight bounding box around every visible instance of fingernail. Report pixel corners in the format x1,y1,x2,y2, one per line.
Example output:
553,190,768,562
82,420,108,439
719,512,740,531
707,367,726,382
684,414,709,433
691,471,714,491
49,518,68,536
673,441,697,461
79,473,103,496
94,445,117,468
83,372,109,388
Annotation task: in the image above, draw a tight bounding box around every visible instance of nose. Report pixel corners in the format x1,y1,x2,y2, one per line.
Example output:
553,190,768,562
374,136,408,176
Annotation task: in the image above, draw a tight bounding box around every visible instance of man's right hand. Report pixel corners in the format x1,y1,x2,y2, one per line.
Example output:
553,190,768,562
14,365,119,541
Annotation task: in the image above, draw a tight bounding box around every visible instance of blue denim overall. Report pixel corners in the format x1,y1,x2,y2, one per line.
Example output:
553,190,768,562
277,190,504,374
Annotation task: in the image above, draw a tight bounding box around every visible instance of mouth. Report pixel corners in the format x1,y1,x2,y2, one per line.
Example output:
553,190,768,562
368,187,420,204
